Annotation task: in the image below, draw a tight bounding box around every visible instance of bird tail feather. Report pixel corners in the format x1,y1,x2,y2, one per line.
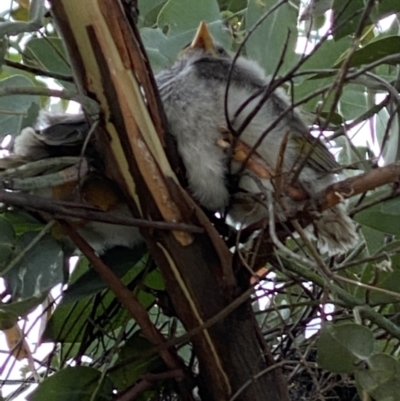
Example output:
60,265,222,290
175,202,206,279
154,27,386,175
306,204,358,256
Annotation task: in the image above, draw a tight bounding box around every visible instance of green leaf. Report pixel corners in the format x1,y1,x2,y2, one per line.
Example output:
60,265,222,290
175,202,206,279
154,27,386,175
336,36,400,68
361,225,385,256
4,232,64,300
140,28,170,72
158,0,220,34
109,331,165,390
332,0,400,40
142,268,165,291
21,101,41,130
219,0,247,13
355,354,400,400
42,295,94,343
369,270,400,305
2,211,43,236
0,75,40,139
366,238,400,303
370,0,400,22
293,37,351,113
157,0,230,60
355,197,400,236
0,294,46,330
138,0,168,28
139,0,167,19
332,0,368,40
355,210,400,236
246,0,298,75
375,106,400,165
299,36,352,73
0,218,16,272
137,290,156,309
62,245,148,303
339,84,368,120
27,366,114,401
23,37,74,90
45,251,153,343
317,323,374,373
368,353,399,372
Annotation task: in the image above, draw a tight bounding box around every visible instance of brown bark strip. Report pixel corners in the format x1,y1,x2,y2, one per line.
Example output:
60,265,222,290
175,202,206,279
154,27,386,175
99,0,166,146
86,6,191,245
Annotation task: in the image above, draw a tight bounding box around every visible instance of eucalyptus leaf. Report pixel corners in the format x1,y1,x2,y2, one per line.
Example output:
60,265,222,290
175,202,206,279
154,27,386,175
4,232,64,300
23,37,74,90
336,36,400,68
332,0,400,40
2,211,43,236
62,245,148,303
317,323,374,373
0,218,16,272
355,210,400,236
0,75,40,139
141,27,171,71
109,331,165,390
355,354,400,400
157,0,230,60
138,0,168,28
339,84,368,120
138,0,167,19
27,366,114,401
45,250,153,343
246,0,298,75
0,294,46,330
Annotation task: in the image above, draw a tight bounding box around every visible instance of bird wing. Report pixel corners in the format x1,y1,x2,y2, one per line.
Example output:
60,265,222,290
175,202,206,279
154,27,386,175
291,132,340,173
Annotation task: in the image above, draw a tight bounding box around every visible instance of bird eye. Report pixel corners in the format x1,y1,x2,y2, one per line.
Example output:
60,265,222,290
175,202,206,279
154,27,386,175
216,47,229,57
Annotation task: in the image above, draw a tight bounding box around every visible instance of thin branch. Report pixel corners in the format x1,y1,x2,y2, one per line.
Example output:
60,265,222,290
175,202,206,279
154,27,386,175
278,259,400,340
319,161,400,211
0,190,204,233
0,87,99,116
4,59,74,83
58,220,186,372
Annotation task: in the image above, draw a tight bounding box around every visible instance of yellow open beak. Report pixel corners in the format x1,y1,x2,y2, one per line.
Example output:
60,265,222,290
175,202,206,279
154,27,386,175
189,21,217,55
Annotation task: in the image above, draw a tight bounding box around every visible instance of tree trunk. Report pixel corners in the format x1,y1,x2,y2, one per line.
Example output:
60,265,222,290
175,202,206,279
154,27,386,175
50,1,290,400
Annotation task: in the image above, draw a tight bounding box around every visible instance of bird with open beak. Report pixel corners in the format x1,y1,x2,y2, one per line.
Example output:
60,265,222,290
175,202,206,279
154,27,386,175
156,22,358,255
2,22,358,255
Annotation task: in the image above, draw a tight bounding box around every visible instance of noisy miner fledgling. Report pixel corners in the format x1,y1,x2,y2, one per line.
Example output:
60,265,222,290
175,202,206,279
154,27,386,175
156,22,358,255
2,23,358,255
2,112,142,253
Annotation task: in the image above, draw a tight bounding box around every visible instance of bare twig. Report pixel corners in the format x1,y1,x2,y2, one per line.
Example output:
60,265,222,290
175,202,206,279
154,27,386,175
4,59,74,83
0,190,204,233
58,220,186,371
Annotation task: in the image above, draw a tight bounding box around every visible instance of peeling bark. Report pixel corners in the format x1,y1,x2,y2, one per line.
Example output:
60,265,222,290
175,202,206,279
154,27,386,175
50,1,290,400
